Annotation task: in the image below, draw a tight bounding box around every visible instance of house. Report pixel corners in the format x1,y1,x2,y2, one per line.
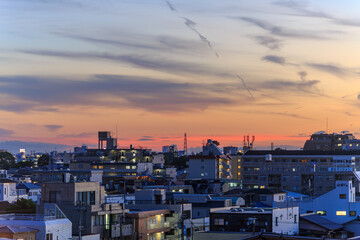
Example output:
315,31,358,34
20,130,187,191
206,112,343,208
16,183,41,202
126,209,171,240
0,179,27,203
210,206,299,235
38,181,130,239
0,225,38,240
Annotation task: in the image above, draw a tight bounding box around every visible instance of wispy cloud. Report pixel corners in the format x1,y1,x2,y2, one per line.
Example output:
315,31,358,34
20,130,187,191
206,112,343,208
262,55,286,65
0,74,240,113
253,35,283,50
274,0,360,27
182,17,219,58
57,132,95,138
0,128,14,136
237,17,327,39
19,49,228,78
306,63,350,78
44,124,63,131
138,136,155,141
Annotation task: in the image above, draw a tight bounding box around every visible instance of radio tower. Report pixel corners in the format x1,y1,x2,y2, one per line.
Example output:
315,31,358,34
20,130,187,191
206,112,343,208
184,133,188,155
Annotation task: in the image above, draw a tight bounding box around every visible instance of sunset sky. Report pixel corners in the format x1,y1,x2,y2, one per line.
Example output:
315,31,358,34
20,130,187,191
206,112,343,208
1,0,360,151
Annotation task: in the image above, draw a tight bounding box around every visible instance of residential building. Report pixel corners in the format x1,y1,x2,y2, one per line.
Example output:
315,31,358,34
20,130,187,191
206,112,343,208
303,132,355,151
0,179,27,203
16,183,41,202
127,189,193,240
0,225,38,240
126,209,171,240
31,169,103,184
241,150,360,195
0,205,72,240
210,206,299,235
38,181,130,239
188,155,231,179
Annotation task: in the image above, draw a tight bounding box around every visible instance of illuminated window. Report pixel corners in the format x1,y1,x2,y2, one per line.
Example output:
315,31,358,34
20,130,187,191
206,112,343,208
93,166,98,169
336,211,347,216
132,166,136,169
316,211,326,216
98,166,103,169
350,211,356,216
110,167,115,170
126,166,130,169
260,185,265,189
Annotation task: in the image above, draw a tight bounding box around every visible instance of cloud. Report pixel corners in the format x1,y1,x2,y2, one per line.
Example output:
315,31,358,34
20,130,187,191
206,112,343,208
262,55,286,65
138,136,155,141
253,35,282,50
0,128,14,136
274,0,360,27
19,49,228,77
298,71,307,81
57,132,95,138
238,17,327,39
0,74,240,113
254,79,320,94
306,63,349,78
182,18,219,58
44,124,63,131
164,0,177,12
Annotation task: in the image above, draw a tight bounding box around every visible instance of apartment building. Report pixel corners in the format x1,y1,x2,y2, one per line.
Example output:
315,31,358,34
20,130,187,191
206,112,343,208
241,150,360,196
39,181,130,239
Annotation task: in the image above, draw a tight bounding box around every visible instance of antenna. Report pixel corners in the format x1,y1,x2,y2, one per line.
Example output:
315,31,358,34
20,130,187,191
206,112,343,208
326,117,328,133
116,124,118,139
184,133,188,155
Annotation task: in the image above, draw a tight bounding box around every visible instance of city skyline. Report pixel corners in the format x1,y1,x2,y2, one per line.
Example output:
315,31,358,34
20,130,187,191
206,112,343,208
2,0,360,150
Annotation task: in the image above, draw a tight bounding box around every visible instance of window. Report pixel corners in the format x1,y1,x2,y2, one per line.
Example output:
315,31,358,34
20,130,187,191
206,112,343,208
132,166,136,169
294,214,297,223
350,211,356,216
316,211,326,216
339,194,346,199
336,211,347,216
126,166,130,169
46,233,53,240
275,217,278,226
214,218,224,225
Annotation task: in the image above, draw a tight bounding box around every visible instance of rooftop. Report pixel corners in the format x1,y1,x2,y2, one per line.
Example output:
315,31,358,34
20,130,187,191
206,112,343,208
0,214,56,221
244,150,360,156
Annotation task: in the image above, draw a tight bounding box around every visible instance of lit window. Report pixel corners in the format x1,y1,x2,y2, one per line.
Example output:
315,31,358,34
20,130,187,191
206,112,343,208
93,166,98,169
336,211,347,216
132,166,136,169
260,185,265,189
350,211,356,216
316,211,326,216
126,166,130,169
98,166,103,169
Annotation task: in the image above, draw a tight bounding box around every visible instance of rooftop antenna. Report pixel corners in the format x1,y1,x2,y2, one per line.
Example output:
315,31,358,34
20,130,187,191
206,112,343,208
326,117,328,133
184,133,188,155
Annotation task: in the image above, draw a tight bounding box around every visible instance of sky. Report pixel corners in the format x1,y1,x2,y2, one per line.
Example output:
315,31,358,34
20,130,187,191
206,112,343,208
1,0,360,152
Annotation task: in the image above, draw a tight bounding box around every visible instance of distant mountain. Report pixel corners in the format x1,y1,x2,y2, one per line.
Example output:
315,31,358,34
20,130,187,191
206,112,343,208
0,141,73,154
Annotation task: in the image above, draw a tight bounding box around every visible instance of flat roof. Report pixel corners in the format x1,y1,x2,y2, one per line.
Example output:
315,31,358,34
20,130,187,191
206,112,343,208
244,150,360,156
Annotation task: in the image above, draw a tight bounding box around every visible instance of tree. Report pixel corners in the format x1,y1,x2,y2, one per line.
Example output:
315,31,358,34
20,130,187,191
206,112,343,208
37,154,51,167
6,198,36,213
16,160,34,168
0,151,15,169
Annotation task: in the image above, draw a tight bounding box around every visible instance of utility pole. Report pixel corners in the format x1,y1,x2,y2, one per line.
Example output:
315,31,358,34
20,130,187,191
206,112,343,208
75,202,86,240
248,217,256,235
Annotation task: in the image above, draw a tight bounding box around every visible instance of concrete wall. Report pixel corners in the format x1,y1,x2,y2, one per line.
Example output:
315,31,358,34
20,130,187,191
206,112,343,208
188,158,216,179
272,207,299,235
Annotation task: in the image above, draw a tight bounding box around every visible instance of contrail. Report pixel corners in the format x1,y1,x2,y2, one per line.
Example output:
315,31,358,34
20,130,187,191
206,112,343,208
164,1,255,100
164,0,177,12
237,75,254,99
183,18,219,58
